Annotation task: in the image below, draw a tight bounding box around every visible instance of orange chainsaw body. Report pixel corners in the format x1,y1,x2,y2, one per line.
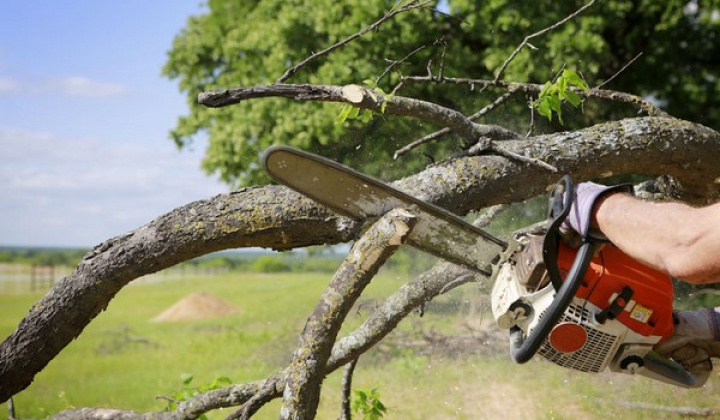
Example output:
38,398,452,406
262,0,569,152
558,242,675,341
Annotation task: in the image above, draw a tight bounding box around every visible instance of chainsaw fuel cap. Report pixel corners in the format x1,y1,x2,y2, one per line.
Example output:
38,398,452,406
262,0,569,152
549,322,588,353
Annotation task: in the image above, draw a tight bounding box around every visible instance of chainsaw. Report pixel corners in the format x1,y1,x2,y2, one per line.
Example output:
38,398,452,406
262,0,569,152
262,145,709,388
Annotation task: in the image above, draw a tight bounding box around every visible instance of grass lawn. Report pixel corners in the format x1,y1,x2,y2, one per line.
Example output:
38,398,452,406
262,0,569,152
2,271,720,419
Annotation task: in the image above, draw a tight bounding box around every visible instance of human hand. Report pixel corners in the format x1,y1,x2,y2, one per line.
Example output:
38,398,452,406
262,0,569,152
560,181,633,241
654,308,720,374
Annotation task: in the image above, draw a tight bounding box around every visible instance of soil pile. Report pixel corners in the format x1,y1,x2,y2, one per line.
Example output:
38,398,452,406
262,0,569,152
152,292,239,322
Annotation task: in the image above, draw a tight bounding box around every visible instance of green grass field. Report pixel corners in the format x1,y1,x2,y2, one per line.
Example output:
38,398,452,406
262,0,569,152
2,271,720,419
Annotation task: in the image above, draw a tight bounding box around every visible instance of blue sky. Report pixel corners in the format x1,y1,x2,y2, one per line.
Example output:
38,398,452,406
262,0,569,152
0,1,230,248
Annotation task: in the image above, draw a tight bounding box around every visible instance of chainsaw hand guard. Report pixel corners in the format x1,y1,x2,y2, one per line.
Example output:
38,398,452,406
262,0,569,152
508,176,601,363
509,240,597,363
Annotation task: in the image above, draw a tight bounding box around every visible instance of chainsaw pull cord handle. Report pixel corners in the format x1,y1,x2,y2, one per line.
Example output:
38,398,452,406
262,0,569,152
509,176,598,364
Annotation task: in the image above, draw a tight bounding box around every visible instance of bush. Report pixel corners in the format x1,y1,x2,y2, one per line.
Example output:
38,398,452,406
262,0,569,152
251,255,290,273
299,258,340,273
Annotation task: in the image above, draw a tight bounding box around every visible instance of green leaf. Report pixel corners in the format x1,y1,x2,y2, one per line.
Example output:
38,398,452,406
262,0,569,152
359,110,373,123
564,89,582,107
336,104,353,123
547,95,564,124
557,74,568,95
536,97,553,121
538,81,553,97
181,373,194,385
563,69,589,91
347,106,361,120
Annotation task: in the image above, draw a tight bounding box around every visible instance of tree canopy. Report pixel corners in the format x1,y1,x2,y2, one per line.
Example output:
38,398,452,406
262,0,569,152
164,0,720,186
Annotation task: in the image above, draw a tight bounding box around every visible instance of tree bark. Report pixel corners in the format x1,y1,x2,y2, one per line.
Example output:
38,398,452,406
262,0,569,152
281,209,416,419
1,116,719,403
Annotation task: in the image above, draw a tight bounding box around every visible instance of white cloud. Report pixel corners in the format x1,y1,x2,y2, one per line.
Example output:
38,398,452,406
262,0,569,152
0,76,125,97
0,126,228,247
51,76,125,97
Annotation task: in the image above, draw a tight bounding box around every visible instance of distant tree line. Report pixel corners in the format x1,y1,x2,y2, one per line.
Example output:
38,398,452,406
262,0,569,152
0,247,88,267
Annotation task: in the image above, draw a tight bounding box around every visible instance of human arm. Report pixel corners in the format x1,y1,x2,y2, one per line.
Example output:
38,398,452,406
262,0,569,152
565,181,720,373
593,193,720,284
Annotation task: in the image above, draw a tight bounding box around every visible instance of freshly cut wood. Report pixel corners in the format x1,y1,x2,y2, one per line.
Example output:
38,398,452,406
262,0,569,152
340,84,365,103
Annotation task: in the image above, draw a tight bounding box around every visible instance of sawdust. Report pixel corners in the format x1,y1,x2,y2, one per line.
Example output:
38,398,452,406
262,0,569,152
151,292,239,322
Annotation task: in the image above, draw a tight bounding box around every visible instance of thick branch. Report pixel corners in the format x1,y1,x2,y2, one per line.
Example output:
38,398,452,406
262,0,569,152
198,83,519,144
3,116,719,403
0,186,358,402
281,209,416,419
390,117,720,214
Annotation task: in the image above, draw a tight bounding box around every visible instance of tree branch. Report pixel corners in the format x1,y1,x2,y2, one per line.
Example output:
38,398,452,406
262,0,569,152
393,89,518,159
338,359,358,420
400,76,669,117
493,0,597,82
275,0,432,84
46,247,482,420
281,208,417,419
0,186,359,402
198,83,519,145
231,374,282,420
595,52,643,90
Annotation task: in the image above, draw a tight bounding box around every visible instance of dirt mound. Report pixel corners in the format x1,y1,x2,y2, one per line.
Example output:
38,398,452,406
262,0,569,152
152,292,239,322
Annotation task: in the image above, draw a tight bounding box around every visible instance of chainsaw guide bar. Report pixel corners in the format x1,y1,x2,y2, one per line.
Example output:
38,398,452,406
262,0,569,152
263,146,507,275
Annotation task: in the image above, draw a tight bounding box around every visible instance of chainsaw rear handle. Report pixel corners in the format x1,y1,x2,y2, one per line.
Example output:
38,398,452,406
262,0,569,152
509,176,598,363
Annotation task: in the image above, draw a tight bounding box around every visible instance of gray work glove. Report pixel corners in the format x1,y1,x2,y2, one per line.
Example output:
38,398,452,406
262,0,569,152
654,308,720,374
560,181,633,241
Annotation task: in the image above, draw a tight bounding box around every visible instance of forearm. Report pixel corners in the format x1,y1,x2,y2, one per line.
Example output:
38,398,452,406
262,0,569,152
594,194,720,284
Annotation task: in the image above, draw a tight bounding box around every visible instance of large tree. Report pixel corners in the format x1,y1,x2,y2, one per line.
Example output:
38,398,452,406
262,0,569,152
163,0,720,186
2,1,720,419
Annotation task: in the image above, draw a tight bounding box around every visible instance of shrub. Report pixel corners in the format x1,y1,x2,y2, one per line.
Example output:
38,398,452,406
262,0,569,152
251,255,290,273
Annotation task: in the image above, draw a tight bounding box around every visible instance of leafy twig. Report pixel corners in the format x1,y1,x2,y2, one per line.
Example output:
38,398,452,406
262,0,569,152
399,75,668,117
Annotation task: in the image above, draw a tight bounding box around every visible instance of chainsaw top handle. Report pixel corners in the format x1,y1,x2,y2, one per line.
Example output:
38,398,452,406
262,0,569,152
509,175,599,364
